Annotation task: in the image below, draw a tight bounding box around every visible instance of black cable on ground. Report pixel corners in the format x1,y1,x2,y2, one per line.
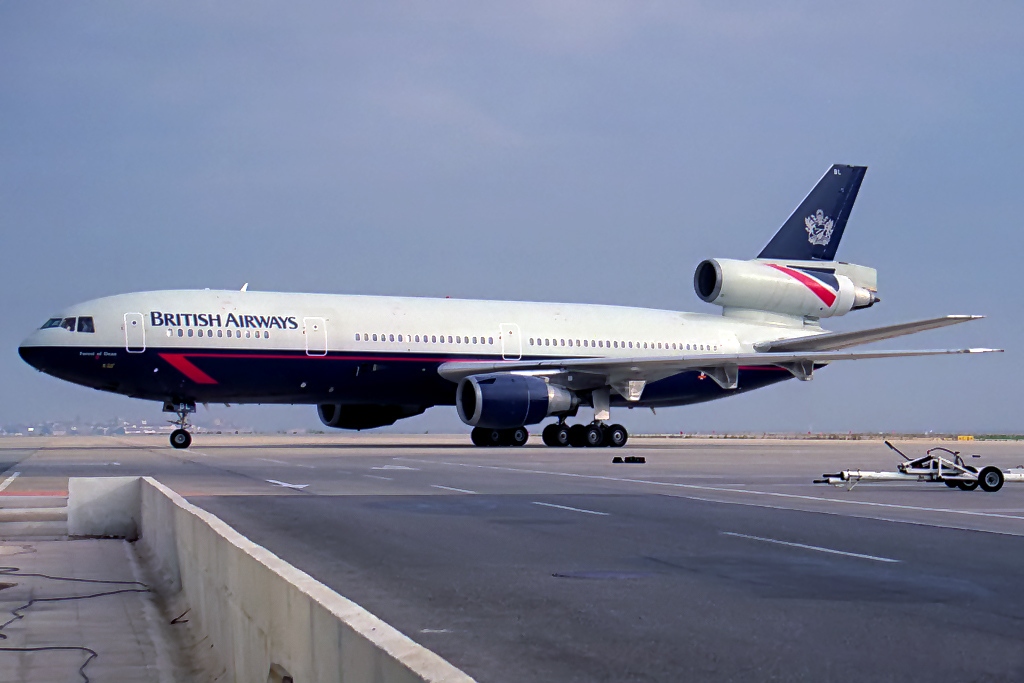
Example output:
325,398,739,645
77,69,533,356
0,646,98,683
0,566,153,682
0,566,147,586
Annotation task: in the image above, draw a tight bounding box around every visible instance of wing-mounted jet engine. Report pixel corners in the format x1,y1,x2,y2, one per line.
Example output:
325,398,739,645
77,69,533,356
694,163,879,321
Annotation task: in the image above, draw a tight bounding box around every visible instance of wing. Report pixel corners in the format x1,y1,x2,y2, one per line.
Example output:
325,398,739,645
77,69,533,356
753,315,982,352
438,347,1001,400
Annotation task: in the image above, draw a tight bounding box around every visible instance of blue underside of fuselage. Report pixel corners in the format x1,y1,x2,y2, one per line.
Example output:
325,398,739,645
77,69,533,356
19,345,796,410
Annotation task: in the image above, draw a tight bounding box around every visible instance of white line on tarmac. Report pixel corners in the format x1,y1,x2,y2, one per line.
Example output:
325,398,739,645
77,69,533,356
399,458,1024,523
266,479,309,490
258,458,316,469
532,501,609,516
721,531,900,563
364,474,393,481
0,472,20,493
431,485,477,494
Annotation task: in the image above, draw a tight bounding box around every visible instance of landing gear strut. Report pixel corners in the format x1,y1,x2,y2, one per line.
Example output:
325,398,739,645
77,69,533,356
164,401,195,449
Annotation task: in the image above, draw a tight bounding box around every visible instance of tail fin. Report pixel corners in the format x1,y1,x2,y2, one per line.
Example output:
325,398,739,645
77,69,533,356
758,164,867,261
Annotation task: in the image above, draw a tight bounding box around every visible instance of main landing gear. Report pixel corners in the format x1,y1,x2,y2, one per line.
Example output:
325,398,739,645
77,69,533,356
471,426,529,447
164,401,195,450
541,422,628,448
469,422,628,448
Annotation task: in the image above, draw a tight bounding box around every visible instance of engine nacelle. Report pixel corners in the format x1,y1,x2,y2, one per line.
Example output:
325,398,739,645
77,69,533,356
694,258,878,319
456,374,577,429
318,403,425,430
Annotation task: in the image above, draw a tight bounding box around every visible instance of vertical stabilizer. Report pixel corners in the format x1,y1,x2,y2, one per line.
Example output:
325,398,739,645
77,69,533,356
758,164,866,261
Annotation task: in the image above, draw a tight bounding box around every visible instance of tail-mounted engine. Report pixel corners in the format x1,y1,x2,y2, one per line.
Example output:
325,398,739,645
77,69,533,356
694,258,878,319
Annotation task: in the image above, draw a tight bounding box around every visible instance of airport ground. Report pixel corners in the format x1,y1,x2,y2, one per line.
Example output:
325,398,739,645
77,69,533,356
2,434,1024,682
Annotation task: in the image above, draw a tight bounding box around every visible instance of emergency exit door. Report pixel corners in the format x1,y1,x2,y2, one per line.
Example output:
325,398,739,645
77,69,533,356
500,323,521,360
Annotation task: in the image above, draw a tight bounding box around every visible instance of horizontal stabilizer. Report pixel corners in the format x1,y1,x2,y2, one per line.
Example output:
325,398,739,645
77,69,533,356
753,315,984,353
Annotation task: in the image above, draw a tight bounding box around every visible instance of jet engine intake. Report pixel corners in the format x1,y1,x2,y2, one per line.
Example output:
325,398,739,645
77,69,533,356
456,374,577,429
694,258,878,319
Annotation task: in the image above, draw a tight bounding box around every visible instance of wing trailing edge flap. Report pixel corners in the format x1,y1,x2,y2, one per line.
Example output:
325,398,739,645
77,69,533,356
438,347,1002,399
754,315,983,353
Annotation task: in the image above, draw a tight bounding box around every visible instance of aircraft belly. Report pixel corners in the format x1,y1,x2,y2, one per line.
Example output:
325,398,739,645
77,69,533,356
610,367,794,408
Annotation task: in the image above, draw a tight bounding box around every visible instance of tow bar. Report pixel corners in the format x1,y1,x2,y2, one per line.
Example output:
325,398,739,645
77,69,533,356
815,441,1024,493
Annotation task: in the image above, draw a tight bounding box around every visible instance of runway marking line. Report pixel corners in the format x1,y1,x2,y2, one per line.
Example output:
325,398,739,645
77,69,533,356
258,458,315,469
0,472,20,493
364,474,393,481
722,531,900,563
431,485,477,494
265,479,309,490
532,501,609,516
399,458,1024,523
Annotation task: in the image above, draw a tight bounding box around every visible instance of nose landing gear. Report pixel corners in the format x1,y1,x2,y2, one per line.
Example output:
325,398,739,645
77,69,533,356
164,401,196,449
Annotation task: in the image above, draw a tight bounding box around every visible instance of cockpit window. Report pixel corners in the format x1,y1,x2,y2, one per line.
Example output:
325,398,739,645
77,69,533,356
41,318,63,329
60,317,76,332
77,317,95,333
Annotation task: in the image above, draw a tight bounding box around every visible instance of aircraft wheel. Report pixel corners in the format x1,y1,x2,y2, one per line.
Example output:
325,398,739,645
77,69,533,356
606,424,628,448
551,424,570,447
170,429,192,449
471,427,489,447
510,427,529,447
978,466,1004,493
542,424,560,447
584,424,604,447
568,424,587,447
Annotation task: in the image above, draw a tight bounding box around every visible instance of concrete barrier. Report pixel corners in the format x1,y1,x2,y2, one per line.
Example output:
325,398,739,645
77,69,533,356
68,476,140,538
69,477,476,683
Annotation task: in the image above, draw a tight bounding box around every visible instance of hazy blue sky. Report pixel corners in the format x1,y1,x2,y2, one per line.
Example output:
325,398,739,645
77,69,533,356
2,2,1021,433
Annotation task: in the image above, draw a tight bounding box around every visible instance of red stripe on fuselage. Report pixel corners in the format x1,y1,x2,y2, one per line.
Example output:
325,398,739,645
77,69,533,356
158,353,219,384
765,264,837,307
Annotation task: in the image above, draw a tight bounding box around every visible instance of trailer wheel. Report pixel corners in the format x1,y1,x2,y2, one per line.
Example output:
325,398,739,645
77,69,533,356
944,480,959,488
978,466,1004,493
957,466,980,491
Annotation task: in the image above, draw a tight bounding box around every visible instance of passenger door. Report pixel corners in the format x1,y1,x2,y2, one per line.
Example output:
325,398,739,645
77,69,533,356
124,312,145,353
500,323,522,360
304,317,328,356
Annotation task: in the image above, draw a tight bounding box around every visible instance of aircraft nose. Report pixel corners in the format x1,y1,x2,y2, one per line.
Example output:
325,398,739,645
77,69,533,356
18,340,45,372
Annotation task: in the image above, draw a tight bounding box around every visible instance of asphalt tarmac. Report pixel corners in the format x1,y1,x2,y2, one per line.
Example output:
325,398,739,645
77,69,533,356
3,434,1024,682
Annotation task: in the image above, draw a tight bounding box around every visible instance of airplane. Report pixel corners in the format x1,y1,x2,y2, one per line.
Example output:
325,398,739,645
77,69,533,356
18,164,999,450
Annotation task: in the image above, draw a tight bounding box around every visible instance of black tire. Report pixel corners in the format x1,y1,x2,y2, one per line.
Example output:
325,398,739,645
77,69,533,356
552,424,570,447
170,429,192,449
488,429,508,447
944,480,959,488
978,466,1004,493
542,424,563,447
471,427,488,447
606,424,628,448
959,465,980,491
510,427,529,447
568,424,587,447
584,424,604,447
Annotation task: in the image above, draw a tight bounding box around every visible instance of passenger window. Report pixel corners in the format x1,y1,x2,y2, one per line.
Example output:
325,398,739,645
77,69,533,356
398,334,403,342
77,317,95,333
448,336,453,343
61,317,76,332
218,330,223,338
372,334,378,341
568,339,573,347
355,334,361,341
389,334,395,342
488,337,493,344
473,337,478,344
188,329,194,337
431,335,437,343
177,329,183,337
456,336,461,344
245,331,250,338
